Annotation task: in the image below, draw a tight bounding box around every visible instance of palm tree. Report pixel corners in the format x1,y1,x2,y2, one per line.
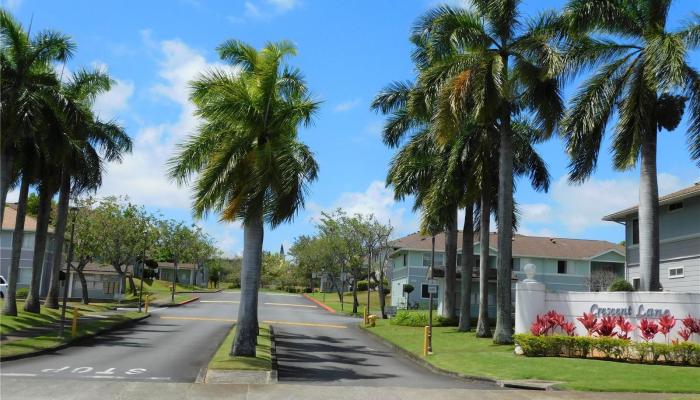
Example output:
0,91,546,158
560,0,700,291
44,69,132,309
414,2,564,343
168,40,319,356
0,9,74,226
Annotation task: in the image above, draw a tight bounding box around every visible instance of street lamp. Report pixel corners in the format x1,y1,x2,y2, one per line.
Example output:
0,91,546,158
59,206,79,338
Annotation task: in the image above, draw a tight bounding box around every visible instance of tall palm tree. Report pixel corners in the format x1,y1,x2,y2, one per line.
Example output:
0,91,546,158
560,0,700,291
0,9,74,226
414,2,563,343
44,69,132,309
168,40,319,356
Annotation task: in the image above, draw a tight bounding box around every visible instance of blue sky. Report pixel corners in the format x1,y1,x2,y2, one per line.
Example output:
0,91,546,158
6,0,700,256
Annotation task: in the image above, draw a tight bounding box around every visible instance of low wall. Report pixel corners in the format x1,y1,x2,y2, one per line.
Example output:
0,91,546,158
515,280,700,343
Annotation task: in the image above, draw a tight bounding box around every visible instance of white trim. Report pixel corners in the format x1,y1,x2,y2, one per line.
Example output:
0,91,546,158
587,248,626,261
627,232,700,250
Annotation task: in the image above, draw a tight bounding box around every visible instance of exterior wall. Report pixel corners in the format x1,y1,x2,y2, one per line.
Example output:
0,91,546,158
623,195,700,293
0,230,56,292
516,281,700,343
68,272,121,300
513,257,593,292
159,267,195,285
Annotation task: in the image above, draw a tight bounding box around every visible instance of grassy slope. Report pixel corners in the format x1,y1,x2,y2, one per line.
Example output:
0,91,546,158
0,300,117,335
208,324,272,371
0,311,145,359
307,291,391,315
132,279,200,305
365,320,700,393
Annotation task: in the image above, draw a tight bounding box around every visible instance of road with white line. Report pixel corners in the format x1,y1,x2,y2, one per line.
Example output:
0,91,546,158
0,291,497,389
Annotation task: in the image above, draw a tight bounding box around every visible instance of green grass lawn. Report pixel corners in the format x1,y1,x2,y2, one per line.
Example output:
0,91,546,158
307,290,391,315
132,279,200,305
208,324,272,371
0,310,145,359
364,320,700,393
0,300,117,336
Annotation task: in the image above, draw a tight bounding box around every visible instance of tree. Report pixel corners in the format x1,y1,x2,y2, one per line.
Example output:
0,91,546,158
560,0,700,291
414,2,563,343
70,197,101,304
157,220,195,301
168,39,320,357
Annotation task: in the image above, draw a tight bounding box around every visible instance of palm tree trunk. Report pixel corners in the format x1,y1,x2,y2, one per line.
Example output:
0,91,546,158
231,216,263,356
45,173,70,309
0,150,14,227
494,104,515,344
444,205,458,320
458,204,474,331
639,131,660,291
24,184,52,313
2,175,30,316
476,192,492,338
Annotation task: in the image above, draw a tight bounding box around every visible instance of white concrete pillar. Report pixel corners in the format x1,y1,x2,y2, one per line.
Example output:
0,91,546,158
515,280,546,334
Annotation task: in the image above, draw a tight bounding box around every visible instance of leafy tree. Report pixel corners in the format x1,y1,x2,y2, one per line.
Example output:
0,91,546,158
157,219,196,301
168,39,320,356
560,0,700,291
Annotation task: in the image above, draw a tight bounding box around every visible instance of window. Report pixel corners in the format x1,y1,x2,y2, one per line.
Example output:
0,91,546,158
421,283,438,299
632,219,639,245
632,278,640,291
422,252,444,267
557,260,567,274
457,254,461,266
668,202,684,212
402,253,407,267
0,276,5,284
669,267,684,279
103,281,117,294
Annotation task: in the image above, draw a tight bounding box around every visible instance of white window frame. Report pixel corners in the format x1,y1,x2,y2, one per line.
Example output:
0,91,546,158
632,278,641,290
667,201,684,213
420,283,438,299
668,267,684,279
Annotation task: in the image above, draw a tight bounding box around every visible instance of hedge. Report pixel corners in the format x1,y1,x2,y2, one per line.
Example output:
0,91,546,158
390,310,458,327
514,333,700,366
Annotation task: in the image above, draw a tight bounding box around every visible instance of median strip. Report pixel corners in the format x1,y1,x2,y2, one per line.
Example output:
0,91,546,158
302,293,336,313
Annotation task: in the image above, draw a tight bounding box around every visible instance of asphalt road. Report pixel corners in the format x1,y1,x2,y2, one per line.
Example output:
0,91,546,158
0,291,496,389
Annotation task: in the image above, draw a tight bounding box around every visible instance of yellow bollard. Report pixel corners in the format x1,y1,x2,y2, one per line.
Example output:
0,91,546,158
423,326,429,356
71,307,79,337
363,306,368,325
144,296,150,313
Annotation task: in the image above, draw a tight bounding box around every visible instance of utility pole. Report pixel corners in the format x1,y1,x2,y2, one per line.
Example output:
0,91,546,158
59,207,78,338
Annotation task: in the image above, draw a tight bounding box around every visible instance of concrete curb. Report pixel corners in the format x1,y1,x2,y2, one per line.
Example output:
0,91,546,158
0,313,151,362
357,325,500,385
203,326,279,384
153,296,200,308
302,293,336,313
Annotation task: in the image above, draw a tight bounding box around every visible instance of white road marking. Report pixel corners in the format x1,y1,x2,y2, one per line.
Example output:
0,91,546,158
2,373,37,377
200,300,239,303
148,377,172,380
264,302,316,308
85,375,125,379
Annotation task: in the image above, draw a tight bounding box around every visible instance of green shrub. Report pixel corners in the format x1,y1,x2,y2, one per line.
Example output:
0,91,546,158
303,287,312,293
402,283,414,294
227,283,239,289
356,280,368,291
514,333,700,366
608,279,634,292
16,288,29,298
390,310,455,327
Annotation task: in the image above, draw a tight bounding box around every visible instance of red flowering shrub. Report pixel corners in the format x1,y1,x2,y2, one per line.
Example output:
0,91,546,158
615,316,634,340
576,312,597,336
658,314,676,340
678,327,692,342
530,315,549,336
561,321,576,336
594,316,617,337
530,311,572,336
639,319,660,342
682,315,700,335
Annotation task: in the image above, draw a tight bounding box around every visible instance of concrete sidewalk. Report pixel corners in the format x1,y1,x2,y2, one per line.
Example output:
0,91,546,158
1,378,696,400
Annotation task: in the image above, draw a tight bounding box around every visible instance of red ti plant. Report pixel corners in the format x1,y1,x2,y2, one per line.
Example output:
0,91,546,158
638,319,660,342
615,316,634,340
577,312,597,336
545,310,565,333
658,314,676,342
594,316,617,337
681,314,700,339
678,327,692,342
561,321,576,336
530,315,549,336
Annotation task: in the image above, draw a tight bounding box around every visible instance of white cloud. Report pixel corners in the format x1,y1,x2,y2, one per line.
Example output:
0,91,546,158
518,173,686,235
308,180,416,234
333,98,361,113
4,0,23,11
93,78,135,120
97,37,235,210
267,0,298,12
231,0,299,21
